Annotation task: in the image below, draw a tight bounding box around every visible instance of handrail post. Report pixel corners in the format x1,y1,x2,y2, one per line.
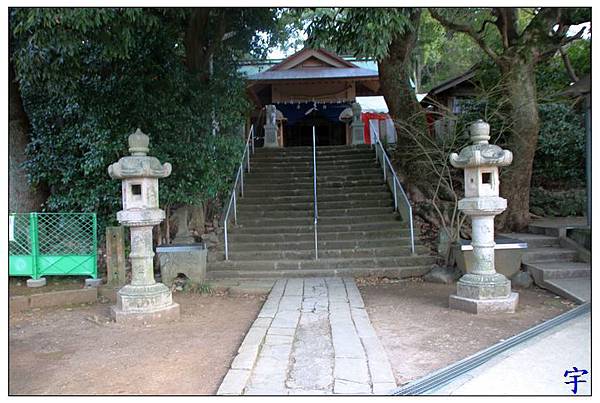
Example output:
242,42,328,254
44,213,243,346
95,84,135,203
224,220,229,260
233,190,237,225
240,164,244,198
313,125,318,260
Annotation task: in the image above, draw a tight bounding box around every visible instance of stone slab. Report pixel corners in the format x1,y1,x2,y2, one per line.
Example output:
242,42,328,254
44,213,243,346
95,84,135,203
26,278,46,288
29,288,98,309
111,302,180,323
217,369,251,395
449,292,519,314
334,379,371,394
334,357,369,383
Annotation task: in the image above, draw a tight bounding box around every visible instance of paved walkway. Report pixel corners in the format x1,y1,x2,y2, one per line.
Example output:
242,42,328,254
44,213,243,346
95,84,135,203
429,312,591,395
217,277,397,395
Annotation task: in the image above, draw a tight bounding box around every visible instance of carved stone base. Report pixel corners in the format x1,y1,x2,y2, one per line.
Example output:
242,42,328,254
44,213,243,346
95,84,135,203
351,123,365,145
449,292,519,314
111,282,180,323
264,126,279,148
456,273,512,299
111,302,180,324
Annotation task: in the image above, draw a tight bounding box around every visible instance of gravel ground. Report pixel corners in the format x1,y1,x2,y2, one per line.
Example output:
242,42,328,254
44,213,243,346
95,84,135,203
358,278,575,386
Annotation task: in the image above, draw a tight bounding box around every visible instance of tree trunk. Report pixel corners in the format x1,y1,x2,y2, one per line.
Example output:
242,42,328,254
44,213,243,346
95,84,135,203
9,62,47,212
496,57,539,231
378,9,423,128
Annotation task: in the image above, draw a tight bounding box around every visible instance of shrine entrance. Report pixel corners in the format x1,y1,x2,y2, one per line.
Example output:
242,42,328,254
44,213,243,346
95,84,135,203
284,113,346,147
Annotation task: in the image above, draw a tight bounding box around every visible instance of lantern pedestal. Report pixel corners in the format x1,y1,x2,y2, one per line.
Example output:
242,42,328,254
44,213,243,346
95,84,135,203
448,120,518,314
111,283,180,324
108,129,179,324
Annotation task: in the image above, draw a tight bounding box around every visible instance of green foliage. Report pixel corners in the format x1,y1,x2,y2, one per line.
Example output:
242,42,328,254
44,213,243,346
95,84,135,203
536,39,591,98
305,8,413,59
532,102,585,188
11,8,252,232
415,10,484,92
530,187,585,217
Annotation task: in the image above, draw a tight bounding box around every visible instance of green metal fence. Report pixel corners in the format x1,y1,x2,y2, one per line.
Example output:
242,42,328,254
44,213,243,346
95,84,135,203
9,213,97,280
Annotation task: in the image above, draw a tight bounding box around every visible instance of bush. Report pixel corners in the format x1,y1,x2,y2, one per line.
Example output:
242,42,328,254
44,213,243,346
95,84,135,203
12,9,249,233
530,187,585,217
532,102,586,189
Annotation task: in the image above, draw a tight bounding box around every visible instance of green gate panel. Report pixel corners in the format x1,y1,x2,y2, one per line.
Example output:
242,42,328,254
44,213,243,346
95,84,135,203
9,255,35,277
9,212,97,280
37,255,97,277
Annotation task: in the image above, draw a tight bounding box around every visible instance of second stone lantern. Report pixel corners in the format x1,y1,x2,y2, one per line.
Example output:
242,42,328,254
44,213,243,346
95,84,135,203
108,129,180,323
449,120,518,314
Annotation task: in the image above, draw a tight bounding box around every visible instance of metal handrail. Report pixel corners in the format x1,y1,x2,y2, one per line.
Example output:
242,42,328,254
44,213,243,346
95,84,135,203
312,126,318,260
223,125,255,260
372,132,415,254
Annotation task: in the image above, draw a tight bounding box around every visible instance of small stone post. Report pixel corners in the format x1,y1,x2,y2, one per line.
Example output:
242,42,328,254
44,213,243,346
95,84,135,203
449,120,518,313
105,226,126,287
350,102,365,145
264,104,280,148
108,129,180,323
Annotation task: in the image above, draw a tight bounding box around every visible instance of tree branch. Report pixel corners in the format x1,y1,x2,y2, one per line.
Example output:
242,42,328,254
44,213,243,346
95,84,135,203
428,8,500,63
560,46,579,82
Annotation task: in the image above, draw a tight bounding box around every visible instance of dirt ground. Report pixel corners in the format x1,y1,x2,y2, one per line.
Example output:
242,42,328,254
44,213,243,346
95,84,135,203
358,279,575,386
9,291,264,395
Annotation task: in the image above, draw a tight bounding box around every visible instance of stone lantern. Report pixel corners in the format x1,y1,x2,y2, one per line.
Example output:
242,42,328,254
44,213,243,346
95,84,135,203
350,102,365,145
108,129,180,323
449,120,518,313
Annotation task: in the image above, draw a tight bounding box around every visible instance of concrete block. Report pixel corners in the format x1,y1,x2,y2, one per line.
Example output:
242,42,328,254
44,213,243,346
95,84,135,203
85,278,103,288
29,288,97,309
449,292,519,314
111,302,180,323
26,278,46,288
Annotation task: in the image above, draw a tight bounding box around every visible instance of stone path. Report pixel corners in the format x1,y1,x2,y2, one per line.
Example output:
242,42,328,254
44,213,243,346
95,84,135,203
217,277,397,395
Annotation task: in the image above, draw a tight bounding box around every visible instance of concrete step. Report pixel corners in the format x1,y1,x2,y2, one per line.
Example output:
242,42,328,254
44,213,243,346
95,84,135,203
543,278,591,304
525,261,591,281
226,229,412,243
250,159,376,169
207,265,432,280
499,232,560,248
238,206,394,219
245,172,382,183
250,156,377,167
213,245,426,262
238,198,393,211
522,247,578,263
251,150,375,160
232,221,408,234
209,255,437,271
243,184,388,198
239,191,391,206
227,237,418,251
238,213,399,227
243,177,384,190
254,145,372,156
244,165,383,181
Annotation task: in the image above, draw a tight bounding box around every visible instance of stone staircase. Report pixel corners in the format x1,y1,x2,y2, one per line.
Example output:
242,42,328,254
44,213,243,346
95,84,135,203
207,145,435,279
503,222,591,303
